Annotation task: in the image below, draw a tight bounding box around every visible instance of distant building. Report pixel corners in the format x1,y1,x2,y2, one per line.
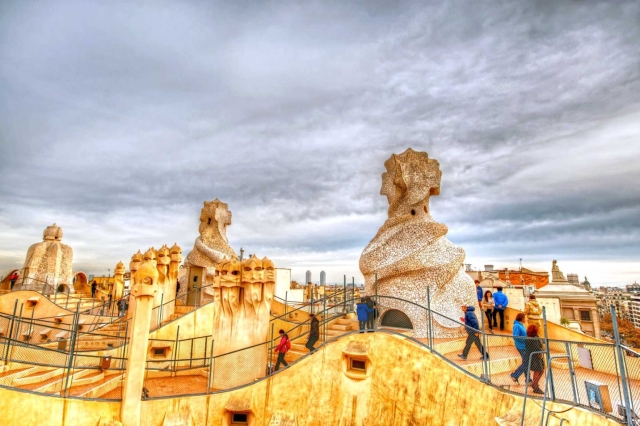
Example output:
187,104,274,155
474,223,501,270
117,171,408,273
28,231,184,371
305,270,312,285
627,281,640,294
595,287,632,321
535,260,600,338
567,273,579,286
629,294,640,329
320,271,326,286
466,265,549,289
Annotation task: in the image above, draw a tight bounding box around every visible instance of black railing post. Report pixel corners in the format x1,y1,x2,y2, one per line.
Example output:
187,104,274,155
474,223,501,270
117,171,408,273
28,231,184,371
542,307,555,400
173,326,180,376
269,323,275,375
4,299,18,362
479,303,488,383
374,273,378,332
426,288,433,351
207,339,215,393
63,310,80,397
310,286,314,315
611,305,634,426
343,275,346,313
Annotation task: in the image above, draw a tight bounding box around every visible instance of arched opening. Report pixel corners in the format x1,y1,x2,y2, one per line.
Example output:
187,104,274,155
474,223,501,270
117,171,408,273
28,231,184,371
380,309,413,329
57,284,70,294
74,272,88,294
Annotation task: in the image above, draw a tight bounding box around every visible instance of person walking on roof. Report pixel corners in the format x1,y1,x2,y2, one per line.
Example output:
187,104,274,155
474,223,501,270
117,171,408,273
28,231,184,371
458,305,489,360
365,296,376,332
524,294,543,329
91,280,97,298
492,287,509,331
9,271,18,289
510,312,528,384
305,313,320,352
481,290,495,332
274,329,290,371
356,298,373,333
475,280,483,308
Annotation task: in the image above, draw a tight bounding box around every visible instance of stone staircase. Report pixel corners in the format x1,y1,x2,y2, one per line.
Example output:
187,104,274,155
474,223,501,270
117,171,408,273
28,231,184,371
0,363,123,398
271,315,358,365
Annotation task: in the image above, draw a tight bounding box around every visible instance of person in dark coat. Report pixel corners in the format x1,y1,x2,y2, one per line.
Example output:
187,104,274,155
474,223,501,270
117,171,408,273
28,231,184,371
525,324,545,394
356,298,373,333
458,305,489,360
365,296,376,332
91,280,97,298
305,313,320,352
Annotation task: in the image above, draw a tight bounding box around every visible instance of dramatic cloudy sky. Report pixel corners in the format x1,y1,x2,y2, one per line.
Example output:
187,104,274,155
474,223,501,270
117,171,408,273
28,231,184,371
1,1,639,287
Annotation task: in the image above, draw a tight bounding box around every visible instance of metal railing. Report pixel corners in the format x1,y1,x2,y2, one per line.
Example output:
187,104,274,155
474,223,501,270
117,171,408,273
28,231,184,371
1,285,639,425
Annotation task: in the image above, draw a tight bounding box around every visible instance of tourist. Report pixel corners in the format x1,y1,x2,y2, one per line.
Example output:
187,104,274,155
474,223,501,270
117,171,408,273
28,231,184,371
475,280,483,308
457,305,489,360
117,298,124,317
524,295,543,329
356,298,373,332
91,280,97,298
365,296,376,332
524,324,545,394
107,293,112,314
274,329,291,371
510,313,528,384
492,287,509,331
176,279,180,294
305,313,320,352
9,271,18,289
481,290,495,332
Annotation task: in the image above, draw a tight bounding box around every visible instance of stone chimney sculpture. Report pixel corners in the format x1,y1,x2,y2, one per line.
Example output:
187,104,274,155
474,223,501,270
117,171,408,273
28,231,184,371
18,223,73,291
359,148,477,337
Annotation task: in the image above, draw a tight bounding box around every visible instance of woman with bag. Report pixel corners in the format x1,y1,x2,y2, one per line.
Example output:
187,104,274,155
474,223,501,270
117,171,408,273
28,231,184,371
524,324,545,394
481,290,495,332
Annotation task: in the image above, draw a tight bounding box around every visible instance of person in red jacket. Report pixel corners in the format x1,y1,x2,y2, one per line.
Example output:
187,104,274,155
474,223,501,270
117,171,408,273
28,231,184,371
274,329,290,371
9,272,19,289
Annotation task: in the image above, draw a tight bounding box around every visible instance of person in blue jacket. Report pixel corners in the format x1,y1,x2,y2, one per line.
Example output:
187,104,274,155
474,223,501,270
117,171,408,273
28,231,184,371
492,286,509,331
510,312,528,383
457,305,489,360
475,280,483,308
356,298,373,333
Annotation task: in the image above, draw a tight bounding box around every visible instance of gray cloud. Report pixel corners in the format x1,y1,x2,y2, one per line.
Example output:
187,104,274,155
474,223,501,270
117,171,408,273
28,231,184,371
1,0,639,286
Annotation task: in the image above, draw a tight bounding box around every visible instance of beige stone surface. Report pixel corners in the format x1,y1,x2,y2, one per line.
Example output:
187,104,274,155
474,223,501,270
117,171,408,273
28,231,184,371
122,257,159,426
360,149,476,337
0,332,622,426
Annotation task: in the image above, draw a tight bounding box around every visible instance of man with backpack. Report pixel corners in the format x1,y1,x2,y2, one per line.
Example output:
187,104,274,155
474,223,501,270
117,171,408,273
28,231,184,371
274,329,291,371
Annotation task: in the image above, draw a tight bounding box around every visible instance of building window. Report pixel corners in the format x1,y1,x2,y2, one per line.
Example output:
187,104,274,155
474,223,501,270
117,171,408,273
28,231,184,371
231,413,248,424
351,359,366,371
580,311,592,321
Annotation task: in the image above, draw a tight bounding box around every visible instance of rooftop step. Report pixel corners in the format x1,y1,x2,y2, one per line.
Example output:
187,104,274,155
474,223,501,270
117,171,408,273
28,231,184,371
12,368,64,387
75,373,124,398
33,369,93,393
0,366,45,386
